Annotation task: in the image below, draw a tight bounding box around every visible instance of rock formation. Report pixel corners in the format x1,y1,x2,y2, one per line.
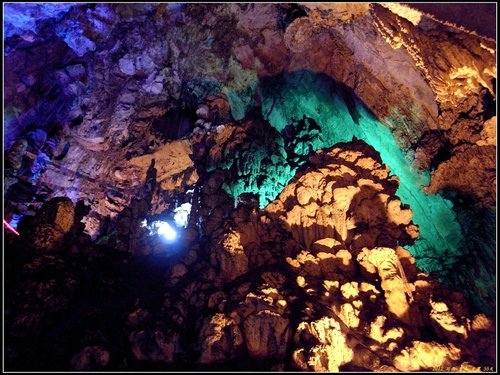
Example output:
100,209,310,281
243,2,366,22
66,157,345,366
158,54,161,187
5,139,495,371
3,3,496,372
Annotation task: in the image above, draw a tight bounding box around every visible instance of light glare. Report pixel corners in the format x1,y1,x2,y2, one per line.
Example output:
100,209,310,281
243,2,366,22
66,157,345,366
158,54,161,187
155,221,177,241
174,203,192,228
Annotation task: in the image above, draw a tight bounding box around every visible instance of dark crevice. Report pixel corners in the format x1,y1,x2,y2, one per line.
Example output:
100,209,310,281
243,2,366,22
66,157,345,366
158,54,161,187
481,86,496,121
277,3,308,31
151,107,197,141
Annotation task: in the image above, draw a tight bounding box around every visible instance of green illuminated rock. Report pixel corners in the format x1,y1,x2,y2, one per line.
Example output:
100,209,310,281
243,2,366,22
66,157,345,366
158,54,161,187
207,71,463,278
257,71,464,276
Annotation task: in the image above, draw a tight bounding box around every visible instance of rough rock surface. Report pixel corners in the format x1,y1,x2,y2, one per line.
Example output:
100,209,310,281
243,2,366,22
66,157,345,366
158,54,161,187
3,3,496,372
4,140,495,371
3,3,495,217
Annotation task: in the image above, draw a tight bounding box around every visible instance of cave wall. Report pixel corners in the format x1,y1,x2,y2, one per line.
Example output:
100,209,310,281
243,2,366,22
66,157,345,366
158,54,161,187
5,138,496,371
3,2,496,371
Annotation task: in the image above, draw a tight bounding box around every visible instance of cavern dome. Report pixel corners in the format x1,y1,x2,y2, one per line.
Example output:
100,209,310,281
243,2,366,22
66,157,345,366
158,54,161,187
3,2,497,372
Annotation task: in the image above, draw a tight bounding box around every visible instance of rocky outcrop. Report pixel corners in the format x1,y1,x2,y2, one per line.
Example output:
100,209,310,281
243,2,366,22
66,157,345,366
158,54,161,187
265,140,417,252
197,313,243,364
4,3,495,221
15,197,75,252
424,145,496,207
4,138,496,371
3,3,496,372
160,138,495,371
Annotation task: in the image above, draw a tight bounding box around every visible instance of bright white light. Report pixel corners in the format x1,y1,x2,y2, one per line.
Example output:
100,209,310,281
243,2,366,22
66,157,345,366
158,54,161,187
174,203,192,228
155,221,177,241
142,219,178,241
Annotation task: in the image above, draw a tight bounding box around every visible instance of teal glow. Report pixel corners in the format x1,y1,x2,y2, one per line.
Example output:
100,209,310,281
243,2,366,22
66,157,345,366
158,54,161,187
257,71,464,275
217,124,296,208
224,78,258,121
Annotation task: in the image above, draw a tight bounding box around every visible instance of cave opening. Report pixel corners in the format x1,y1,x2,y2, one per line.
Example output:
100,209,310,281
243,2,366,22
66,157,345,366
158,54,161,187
151,107,198,141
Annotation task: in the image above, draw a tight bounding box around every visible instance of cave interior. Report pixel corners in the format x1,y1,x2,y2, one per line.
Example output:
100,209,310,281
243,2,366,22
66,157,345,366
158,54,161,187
2,2,497,372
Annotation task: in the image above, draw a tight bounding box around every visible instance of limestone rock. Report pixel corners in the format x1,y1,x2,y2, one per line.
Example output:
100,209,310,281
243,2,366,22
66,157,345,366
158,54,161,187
197,313,244,364
2,3,496,372
119,56,136,75
70,346,110,371
32,224,66,252
393,341,461,372
243,311,290,360
310,237,342,254
129,329,182,363
266,140,416,252
211,231,249,283
424,145,496,207
42,197,75,233
365,247,413,323
293,317,353,371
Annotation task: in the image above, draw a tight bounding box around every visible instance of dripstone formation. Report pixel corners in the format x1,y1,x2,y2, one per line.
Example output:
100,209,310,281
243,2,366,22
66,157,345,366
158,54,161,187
3,3,496,372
